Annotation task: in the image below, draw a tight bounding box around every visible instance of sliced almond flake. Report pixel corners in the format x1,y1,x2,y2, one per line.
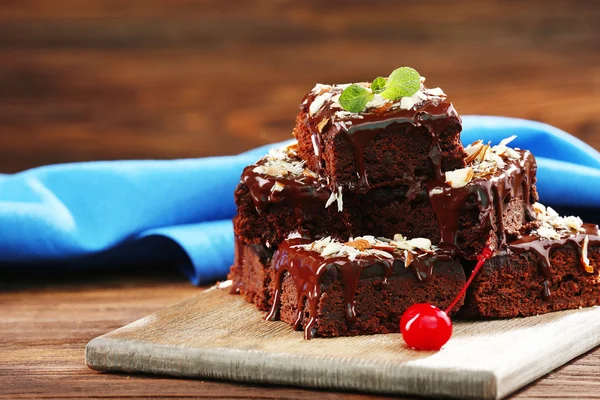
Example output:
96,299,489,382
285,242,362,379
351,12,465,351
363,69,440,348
303,168,318,178
506,147,521,159
581,235,594,273
365,94,389,109
532,202,546,216
372,243,396,252
415,91,429,101
271,181,285,192
325,190,337,209
252,165,266,175
490,153,506,169
565,215,584,232
546,207,559,218
309,92,333,116
445,167,474,188
393,233,406,242
335,110,356,119
344,238,371,251
393,240,413,251
316,118,330,133
493,144,508,156
498,135,518,147
399,96,415,110
311,83,332,95
477,145,492,163
465,144,485,164
360,235,376,244
368,249,395,259
287,231,302,240
403,249,414,268
407,237,432,250
336,186,343,212
321,242,342,257
535,225,561,240
346,247,361,261
425,87,446,97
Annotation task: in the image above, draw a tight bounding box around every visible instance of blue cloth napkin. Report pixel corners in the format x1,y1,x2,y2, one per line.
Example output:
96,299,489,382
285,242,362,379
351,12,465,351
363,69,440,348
1,116,599,284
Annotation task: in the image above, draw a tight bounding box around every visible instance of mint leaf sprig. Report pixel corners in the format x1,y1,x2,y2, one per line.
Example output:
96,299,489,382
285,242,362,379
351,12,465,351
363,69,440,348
338,67,421,113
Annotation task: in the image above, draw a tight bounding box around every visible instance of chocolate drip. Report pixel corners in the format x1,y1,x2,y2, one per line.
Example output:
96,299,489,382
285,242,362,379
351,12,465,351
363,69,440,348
508,223,600,299
303,89,460,193
428,150,537,254
266,239,453,339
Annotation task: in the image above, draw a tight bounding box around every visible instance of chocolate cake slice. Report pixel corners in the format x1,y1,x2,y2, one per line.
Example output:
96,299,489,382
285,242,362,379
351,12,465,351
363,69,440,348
461,204,600,318
266,234,465,339
294,80,466,193
233,142,353,246
426,137,539,258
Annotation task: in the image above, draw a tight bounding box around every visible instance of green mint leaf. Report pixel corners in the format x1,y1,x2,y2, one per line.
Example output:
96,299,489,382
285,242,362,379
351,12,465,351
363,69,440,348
371,76,386,93
380,67,421,101
339,84,374,113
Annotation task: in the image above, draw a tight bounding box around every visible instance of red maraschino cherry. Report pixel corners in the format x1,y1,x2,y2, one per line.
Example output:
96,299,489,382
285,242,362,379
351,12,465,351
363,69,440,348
400,246,494,351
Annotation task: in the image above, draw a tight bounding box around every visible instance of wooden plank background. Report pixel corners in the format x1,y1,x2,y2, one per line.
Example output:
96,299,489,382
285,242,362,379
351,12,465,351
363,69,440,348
0,0,599,173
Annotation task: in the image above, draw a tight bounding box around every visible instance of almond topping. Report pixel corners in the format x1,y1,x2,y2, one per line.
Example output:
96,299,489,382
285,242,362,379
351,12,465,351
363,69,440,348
445,167,474,188
271,181,285,192
372,243,396,252
404,250,414,268
303,168,318,178
317,118,330,133
581,235,594,273
344,238,371,251
407,237,432,250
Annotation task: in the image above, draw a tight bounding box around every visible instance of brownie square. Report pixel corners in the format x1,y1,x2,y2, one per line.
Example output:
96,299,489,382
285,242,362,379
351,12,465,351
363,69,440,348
267,236,466,339
460,223,600,318
294,83,467,193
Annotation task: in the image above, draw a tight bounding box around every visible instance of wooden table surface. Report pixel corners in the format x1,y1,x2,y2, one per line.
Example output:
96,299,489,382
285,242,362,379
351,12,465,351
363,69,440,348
2,267,600,400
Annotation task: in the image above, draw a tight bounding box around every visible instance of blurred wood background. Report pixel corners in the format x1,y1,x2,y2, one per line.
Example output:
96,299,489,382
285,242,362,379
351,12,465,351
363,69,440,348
0,0,599,173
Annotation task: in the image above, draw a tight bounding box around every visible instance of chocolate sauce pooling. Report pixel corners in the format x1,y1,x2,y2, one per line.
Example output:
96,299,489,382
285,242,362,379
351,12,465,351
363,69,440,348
428,150,537,255
266,238,454,340
508,223,600,298
302,87,461,193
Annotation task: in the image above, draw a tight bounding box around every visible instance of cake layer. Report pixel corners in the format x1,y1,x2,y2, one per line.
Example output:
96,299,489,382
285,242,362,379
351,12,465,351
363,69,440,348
460,209,600,318
233,143,353,246
266,235,466,339
234,139,539,258
294,82,466,193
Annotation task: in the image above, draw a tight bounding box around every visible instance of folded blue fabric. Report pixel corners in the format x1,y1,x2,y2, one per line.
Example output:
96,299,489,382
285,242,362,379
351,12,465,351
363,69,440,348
1,116,599,284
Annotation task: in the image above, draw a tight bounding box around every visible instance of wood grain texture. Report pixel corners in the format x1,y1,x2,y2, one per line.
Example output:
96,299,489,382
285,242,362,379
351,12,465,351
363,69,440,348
0,0,599,173
3,267,600,399
85,283,600,400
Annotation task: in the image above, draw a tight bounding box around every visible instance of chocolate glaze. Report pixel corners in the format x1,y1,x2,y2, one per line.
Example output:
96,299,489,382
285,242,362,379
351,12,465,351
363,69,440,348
241,158,336,238
242,159,331,211
508,223,600,298
266,238,454,339
302,87,461,193
427,150,537,255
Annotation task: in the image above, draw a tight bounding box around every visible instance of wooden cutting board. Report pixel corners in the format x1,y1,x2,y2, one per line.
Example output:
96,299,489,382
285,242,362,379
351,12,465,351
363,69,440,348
86,283,600,400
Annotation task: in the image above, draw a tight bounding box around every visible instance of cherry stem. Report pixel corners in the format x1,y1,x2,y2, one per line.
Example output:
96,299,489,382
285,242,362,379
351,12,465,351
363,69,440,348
444,246,494,315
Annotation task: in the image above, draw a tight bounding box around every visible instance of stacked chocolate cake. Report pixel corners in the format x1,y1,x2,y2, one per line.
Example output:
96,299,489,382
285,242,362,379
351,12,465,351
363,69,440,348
229,73,600,339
